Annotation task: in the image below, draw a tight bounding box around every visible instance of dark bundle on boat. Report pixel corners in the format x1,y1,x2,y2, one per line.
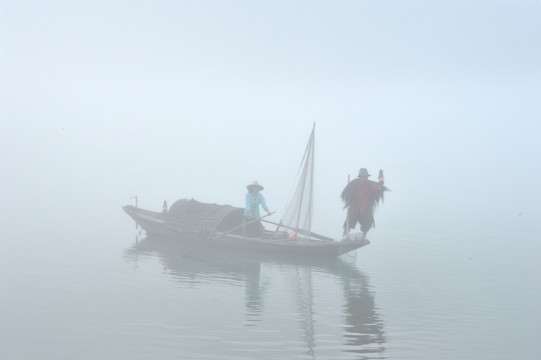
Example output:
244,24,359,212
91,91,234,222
167,199,244,234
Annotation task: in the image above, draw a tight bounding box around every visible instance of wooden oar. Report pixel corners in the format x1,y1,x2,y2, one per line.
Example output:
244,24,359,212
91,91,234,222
181,212,276,256
211,211,276,241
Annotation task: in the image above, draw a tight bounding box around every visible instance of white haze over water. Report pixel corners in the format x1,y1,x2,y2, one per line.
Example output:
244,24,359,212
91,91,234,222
1,0,540,239
0,1,540,358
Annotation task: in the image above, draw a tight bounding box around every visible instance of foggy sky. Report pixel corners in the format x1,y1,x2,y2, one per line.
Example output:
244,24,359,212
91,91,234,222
1,0,540,238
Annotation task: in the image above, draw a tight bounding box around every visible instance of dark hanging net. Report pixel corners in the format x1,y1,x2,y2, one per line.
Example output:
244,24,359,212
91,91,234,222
167,198,244,233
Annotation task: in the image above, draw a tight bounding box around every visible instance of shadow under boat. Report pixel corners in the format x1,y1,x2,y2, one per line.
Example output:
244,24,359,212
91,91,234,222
126,232,364,270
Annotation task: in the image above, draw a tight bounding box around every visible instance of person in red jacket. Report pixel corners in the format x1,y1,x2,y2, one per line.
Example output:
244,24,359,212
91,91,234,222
341,168,388,240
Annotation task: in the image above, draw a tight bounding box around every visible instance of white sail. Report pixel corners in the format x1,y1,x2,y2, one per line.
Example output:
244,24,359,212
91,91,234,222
281,124,315,238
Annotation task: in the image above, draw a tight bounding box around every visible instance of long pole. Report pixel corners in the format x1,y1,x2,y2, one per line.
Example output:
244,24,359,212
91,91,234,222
181,212,276,256
345,175,350,234
211,212,276,241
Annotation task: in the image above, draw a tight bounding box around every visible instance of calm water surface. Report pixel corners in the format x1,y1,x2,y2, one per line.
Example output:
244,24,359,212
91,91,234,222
1,221,540,359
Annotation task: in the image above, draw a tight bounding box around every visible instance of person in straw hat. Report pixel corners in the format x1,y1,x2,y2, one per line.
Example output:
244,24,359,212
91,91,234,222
244,181,271,235
341,168,388,240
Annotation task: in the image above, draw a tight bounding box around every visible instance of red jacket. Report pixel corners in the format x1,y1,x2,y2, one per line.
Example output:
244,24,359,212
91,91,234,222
355,180,382,214
341,178,384,215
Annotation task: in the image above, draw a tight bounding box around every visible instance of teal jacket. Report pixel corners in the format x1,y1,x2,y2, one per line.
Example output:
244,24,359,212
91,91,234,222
244,192,268,218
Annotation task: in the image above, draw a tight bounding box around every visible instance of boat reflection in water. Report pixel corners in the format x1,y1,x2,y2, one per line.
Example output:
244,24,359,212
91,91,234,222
124,235,386,358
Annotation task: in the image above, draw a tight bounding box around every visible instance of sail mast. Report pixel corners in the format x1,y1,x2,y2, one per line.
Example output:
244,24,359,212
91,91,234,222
281,124,315,239
295,125,314,233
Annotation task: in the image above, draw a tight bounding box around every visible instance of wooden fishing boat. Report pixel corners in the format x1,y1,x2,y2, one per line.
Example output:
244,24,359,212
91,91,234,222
123,200,368,258
122,125,369,258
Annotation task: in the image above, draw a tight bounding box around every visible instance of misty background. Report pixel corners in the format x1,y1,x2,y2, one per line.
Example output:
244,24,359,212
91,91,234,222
1,0,540,240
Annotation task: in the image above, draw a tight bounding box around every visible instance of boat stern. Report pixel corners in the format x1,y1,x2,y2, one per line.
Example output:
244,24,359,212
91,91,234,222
336,233,370,255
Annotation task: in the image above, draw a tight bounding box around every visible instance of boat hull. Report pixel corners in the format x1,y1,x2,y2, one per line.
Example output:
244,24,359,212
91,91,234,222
123,205,368,258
